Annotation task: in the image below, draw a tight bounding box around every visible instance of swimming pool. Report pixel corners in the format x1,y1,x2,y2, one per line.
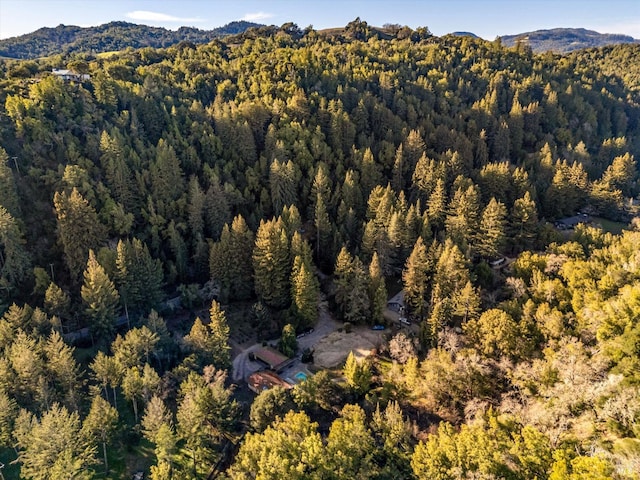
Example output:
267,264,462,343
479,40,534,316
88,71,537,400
294,371,308,382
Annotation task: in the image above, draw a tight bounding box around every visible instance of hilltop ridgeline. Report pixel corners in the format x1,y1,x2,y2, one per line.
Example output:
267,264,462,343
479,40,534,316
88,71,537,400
500,27,638,53
0,20,262,59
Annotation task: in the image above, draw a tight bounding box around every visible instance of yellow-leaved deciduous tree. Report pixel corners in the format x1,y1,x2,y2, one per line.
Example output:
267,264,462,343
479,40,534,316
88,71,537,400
411,411,550,480
324,404,377,479
343,351,372,396
228,411,324,480
464,308,521,360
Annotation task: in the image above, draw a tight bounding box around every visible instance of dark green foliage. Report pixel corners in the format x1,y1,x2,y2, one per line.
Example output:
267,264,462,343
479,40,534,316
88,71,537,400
403,237,431,320
253,218,290,309
115,238,164,316
1,22,640,480
279,324,298,358
81,250,120,342
0,20,262,59
291,255,320,328
0,206,31,296
210,215,254,301
333,247,370,324
501,27,637,53
249,386,293,432
54,189,107,282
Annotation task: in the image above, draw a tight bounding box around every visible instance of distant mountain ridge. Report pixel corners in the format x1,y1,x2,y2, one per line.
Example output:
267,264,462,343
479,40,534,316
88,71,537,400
500,28,638,53
0,21,263,59
2,22,638,59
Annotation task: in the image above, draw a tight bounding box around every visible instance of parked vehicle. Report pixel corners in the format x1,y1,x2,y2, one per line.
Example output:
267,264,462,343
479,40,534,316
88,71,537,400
372,324,385,330
489,257,506,267
296,327,314,339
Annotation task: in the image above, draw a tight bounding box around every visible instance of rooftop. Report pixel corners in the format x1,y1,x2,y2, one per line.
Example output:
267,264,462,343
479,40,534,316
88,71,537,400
248,370,292,393
252,346,293,372
555,213,591,229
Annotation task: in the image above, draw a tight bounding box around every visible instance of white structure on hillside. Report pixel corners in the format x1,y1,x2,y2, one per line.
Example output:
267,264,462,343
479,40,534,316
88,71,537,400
52,69,90,82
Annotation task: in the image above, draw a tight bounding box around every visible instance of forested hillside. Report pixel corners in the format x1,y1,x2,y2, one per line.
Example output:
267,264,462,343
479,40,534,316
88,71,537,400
501,28,638,54
0,20,262,59
0,18,639,479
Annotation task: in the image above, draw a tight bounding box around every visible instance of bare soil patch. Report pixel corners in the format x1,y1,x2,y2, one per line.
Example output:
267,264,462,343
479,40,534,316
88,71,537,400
312,326,386,368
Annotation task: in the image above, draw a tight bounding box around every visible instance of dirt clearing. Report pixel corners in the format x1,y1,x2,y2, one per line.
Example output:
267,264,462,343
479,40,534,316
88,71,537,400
312,326,386,368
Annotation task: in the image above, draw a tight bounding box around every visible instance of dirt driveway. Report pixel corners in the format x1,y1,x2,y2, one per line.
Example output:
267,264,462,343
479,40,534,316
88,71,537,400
232,295,340,382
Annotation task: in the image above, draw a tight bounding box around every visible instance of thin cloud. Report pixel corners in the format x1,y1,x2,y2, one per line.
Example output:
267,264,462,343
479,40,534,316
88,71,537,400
241,12,275,22
126,10,204,23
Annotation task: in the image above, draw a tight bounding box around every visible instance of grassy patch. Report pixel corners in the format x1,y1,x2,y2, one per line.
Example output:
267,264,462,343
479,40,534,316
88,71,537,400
591,216,628,234
74,344,101,367
0,448,21,480
121,439,155,479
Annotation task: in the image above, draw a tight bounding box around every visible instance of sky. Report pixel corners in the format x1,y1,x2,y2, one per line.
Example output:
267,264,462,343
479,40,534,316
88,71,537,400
1,0,639,40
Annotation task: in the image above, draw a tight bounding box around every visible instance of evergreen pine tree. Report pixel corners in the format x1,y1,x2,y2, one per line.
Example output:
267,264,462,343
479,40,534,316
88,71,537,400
427,178,447,232
269,159,298,215
403,237,431,321
0,205,31,294
116,238,163,316
291,256,319,328
44,282,71,324
54,188,106,281
343,351,371,395
253,218,291,308
82,395,118,474
15,404,96,480
208,300,231,370
476,197,507,259
81,250,120,343
0,147,20,217
445,184,480,255
510,191,538,251
369,252,387,324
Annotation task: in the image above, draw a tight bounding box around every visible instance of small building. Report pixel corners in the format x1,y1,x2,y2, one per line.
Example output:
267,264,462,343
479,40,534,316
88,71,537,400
554,213,591,230
251,346,294,372
52,69,90,82
248,370,292,393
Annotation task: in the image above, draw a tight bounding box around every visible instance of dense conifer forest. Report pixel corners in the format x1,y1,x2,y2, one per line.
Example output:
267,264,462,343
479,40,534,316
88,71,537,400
0,19,640,479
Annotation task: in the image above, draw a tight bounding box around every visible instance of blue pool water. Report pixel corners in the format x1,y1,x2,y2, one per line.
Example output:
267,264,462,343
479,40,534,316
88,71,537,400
295,372,308,382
